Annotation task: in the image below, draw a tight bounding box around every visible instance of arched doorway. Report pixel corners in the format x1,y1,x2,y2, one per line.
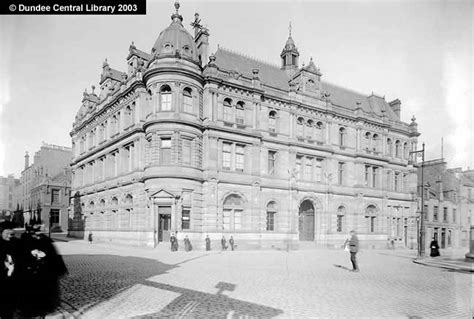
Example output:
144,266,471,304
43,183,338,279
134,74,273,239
299,200,315,241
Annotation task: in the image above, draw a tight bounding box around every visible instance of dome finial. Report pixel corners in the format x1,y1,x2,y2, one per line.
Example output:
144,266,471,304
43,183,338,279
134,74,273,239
289,21,292,37
171,1,183,23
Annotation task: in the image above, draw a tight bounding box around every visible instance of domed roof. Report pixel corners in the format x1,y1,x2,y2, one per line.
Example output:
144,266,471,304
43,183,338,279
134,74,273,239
151,2,198,63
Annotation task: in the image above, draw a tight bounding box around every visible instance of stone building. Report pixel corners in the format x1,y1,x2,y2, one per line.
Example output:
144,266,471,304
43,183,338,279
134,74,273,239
0,174,19,216
419,160,473,250
16,143,72,232
69,2,420,249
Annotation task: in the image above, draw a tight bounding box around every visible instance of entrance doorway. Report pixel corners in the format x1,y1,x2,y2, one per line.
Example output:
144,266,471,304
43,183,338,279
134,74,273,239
158,206,171,242
298,200,315,241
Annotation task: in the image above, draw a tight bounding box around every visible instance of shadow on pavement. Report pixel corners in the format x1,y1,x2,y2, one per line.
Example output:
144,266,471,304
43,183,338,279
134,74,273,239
333,264,352,271
59,254,283,318
135,280,283,318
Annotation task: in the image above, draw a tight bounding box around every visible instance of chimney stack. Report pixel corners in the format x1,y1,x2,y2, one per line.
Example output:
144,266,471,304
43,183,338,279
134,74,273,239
24,151,30,170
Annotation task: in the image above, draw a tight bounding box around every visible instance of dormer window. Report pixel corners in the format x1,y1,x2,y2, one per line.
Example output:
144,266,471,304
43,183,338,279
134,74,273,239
164,43,173,52
183,45,191,54
160,85,172,111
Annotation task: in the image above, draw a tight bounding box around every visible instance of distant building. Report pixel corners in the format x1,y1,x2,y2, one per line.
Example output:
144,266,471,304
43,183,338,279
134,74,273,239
0,174,19,218
15,143,72,232
419,159,473,249
69,2,420,248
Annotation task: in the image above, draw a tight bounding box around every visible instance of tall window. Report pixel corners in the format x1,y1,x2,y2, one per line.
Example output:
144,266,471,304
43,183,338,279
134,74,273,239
124,104,134,128
403,142,409,159
182,208,190,229
50,209,60,225
433,206,439,221
453,208,456,223
222,142,231,170
372,134,379,152
223,194,244,230
395,140,401,158
372,167,378,188
266,201,277,231
366,205,377,233
110,115,119,136
338,162,345,185
268,151,276,175
443,207,448,222
160,138,172,164
304,157,312,180
394,172,400,191
339,127,346,146
183,88,193,113
223,98,233,122
182,139,192,166
315,121,324,142
424,205,429,220
160,85,172,111
296,156,303,179
268,111,277,133
236,101,245,125
306,120,314,139
337,206,345,232
315,158,323,182
51,189,60,203
235,145,245,172
364,132,371,150
386,138,393,156
296,117,304,137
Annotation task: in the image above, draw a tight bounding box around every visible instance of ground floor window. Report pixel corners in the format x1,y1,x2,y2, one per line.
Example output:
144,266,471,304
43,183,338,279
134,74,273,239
182,208,190,229
50,209,60,225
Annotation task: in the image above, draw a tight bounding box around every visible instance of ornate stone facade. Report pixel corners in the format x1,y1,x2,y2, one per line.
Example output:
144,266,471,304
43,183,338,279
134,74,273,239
70,3,420,249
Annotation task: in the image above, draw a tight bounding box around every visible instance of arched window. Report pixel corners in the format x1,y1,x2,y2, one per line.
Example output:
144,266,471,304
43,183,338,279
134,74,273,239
111,197,118,206
266,201,277,231
223,98,233,123
395,140,401,158
236,101,245,125
339,127,346,146
89,201,95,210
386,138,393,156
125,194,133,205
98,123,106,143
124,103,134,128
223,194,244,230
307,120,314,139
160,85,172,111
296,117,304,137
100,199,106,207
268,110,277,133
337,206,345,232
183,87,193,113
110,114,119,136
403,142,409,160
372,134,379,152
365,205,377,233
364,132,371,150
315,121,324,142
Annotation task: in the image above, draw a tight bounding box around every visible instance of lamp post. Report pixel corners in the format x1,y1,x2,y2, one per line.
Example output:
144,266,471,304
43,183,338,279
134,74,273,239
410,143,425,257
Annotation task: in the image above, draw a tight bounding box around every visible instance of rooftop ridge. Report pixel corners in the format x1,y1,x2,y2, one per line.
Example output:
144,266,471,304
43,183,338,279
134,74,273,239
218,45,281,69
321,80,373,101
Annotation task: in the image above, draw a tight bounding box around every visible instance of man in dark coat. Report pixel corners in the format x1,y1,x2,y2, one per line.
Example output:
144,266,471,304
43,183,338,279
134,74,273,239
17,225,68,318
221,235,227,251
205,235,211,251
229,236,235,251
170,233,178,252
344,230,360,272
0,221,20,319
430,238,440,257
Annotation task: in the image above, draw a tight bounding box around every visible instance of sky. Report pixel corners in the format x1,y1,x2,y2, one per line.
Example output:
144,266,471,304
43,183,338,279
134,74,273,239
0,0,472,177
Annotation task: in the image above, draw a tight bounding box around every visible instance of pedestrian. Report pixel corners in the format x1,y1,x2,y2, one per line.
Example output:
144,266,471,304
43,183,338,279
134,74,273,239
221,235,227,251
429,238,440,257
0,221,20,319
184,235,193,252
170,232,178,252
205,235,211,251
17,224,68,318
88,232,93,244
390,238,395,250
229,236,235,251
343,230,359,272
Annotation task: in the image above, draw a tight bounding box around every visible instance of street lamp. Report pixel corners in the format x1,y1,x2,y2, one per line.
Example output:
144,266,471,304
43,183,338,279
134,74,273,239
410,142,425,257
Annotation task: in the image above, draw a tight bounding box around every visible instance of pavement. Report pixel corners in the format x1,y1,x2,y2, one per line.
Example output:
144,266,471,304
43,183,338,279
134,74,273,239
42,236,473,319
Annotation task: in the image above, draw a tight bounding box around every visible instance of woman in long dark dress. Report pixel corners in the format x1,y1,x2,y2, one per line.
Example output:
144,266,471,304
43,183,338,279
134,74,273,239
17,225,68,318
0,221,20,319
430,238,440,257
205,235,211,251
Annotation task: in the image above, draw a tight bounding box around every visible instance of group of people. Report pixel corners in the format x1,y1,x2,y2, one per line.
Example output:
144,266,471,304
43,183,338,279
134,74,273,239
170,234,236,252
0,221,68,319
169,233,193,252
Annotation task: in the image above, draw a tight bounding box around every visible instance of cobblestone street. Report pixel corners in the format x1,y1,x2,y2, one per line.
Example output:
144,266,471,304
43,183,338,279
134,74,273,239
54,242,472,318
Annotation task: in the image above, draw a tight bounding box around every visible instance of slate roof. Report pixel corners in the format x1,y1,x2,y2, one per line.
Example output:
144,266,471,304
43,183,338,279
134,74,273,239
214,48,399,120
129,47,152,61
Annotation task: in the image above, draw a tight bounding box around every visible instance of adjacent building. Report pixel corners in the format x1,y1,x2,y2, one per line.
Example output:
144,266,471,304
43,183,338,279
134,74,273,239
15,143,72,232
69,2,420,249
0,174,19,218
419,159,473,250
